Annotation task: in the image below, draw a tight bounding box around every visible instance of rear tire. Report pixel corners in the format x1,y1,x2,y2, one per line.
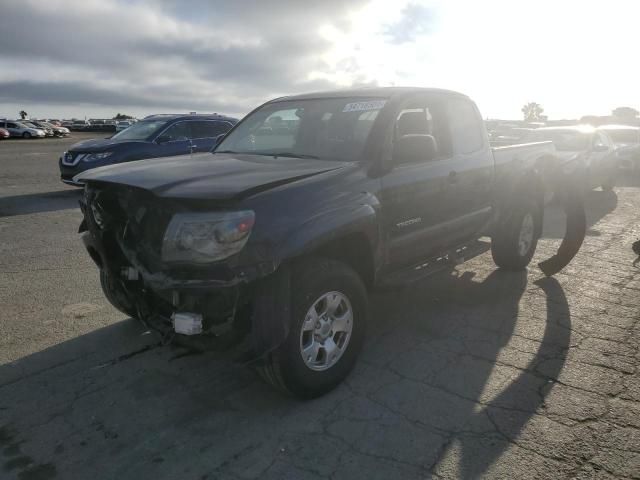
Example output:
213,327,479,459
22,132,31,139
100,270,137,318
491,199,540,271
256,258,367,398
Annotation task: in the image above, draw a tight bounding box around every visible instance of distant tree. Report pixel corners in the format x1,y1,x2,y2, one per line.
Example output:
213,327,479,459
113,113,134,120
522,102,544,122
19,110,28,119
612,106,639,120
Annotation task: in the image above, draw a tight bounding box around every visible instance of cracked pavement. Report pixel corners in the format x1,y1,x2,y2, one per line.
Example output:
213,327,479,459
1,135,639,479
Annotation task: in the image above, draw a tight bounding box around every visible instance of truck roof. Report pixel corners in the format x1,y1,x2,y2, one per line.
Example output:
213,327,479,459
270,87,470,103
143,113,238,122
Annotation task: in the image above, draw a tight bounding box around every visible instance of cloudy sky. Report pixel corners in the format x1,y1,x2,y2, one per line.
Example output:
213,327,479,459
1,0,638,121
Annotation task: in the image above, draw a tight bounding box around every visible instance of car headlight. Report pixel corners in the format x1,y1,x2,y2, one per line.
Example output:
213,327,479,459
83,151,114,162
161,211,255,263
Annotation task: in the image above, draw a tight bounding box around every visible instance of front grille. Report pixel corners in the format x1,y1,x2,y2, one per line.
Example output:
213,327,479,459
61,151,85,166
85,184,173,272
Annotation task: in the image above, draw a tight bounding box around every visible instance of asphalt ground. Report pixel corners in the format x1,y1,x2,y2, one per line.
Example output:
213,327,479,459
1,134,639,480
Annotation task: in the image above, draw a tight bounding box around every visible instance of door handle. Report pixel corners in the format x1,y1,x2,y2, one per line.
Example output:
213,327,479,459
447,171,458,184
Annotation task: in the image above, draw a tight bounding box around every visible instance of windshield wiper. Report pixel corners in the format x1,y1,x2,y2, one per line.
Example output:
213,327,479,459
270,152,320,159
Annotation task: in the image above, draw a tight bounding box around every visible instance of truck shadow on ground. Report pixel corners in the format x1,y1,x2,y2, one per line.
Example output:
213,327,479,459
366,269,570,478
0,265,569,479
0,189,82,217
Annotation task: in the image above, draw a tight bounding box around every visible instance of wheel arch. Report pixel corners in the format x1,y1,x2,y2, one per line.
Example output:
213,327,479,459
275,198,381,290
493,165,546,237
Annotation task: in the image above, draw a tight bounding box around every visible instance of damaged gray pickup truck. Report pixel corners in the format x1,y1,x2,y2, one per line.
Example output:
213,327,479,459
77,87,576,398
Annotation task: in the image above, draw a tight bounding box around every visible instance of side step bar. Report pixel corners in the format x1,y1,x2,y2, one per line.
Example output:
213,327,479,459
379,239,491,288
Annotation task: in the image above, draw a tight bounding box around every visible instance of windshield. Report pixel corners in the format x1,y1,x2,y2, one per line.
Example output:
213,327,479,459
216,97,386,161
526,130,591,151
601,129,639,144
110,120,167,140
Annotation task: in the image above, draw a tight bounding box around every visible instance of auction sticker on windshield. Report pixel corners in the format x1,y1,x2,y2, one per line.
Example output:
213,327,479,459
342,100,386,113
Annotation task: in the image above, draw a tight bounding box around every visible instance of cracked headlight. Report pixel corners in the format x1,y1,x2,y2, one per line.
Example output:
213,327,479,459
161,211,255,263
83,151,114,162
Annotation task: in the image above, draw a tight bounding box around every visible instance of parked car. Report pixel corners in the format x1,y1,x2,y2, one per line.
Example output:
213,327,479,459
40,121,70,137
70,120,91,131
115,120,133,132
489,126,533,147
60,114,237,186
0,120,46,138
597,124,640,172
524,126,617,191
0,128,9,139
76,87,574,397
23,120,54,137
32,120,70,137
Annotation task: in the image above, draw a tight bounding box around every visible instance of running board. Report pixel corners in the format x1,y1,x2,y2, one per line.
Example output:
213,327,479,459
379,239,491,287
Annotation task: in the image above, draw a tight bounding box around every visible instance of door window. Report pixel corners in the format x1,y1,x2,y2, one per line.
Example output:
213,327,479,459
191,121,232,139
161,122,190,141
447,98,485,154
393,99,450,163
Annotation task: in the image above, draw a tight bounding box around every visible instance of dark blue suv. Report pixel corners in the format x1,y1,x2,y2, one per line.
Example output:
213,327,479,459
59,114,238,186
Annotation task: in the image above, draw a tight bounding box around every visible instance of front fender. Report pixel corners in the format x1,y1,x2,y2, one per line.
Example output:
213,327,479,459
275,193,380,262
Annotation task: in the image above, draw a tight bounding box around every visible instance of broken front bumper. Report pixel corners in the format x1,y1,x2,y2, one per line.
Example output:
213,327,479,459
79,184,290,362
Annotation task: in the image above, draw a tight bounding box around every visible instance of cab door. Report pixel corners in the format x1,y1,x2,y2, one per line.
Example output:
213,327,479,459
380,95,459,268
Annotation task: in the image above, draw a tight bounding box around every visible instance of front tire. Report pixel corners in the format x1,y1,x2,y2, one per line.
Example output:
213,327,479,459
491,199,541,271
256,258,367,398
22,132,31,139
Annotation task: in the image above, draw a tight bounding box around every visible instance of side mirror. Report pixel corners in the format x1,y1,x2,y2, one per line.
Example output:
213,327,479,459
592,143,608,152
215,133,226,146
393,134,438,164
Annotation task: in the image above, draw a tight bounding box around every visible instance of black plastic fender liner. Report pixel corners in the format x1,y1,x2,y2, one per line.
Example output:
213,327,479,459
243,263,291,363
538,177,587,277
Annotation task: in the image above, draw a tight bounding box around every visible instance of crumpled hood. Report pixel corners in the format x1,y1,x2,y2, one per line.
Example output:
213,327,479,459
69,137,143,152
76,152,348,200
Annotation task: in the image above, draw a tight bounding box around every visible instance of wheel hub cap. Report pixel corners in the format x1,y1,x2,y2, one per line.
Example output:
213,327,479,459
300,291,353,371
